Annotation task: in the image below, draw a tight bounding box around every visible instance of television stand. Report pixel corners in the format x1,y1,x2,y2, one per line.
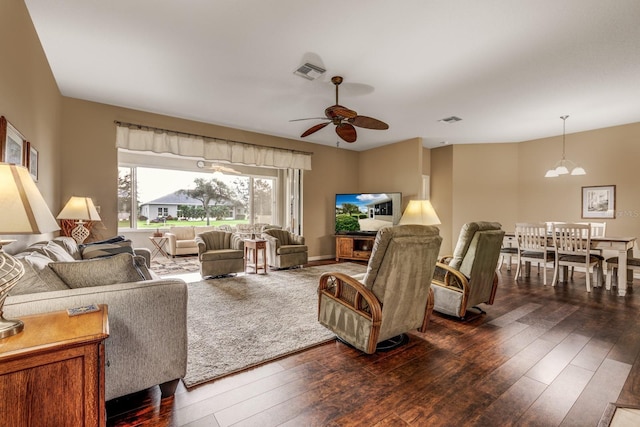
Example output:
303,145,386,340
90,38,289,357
335,235,376,262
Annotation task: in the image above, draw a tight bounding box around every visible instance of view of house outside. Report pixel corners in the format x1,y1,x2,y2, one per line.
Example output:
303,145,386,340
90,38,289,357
118,167,274,230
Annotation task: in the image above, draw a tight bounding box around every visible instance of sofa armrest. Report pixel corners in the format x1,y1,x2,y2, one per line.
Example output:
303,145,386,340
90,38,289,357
4,279,188,401
164,232,178,255
133,247,151,267
194,236,206,258
231,233,245,250
263,233,279,261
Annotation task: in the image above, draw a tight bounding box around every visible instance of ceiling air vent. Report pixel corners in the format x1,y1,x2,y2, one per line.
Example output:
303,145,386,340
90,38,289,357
438,116,463,123
294,63,326,80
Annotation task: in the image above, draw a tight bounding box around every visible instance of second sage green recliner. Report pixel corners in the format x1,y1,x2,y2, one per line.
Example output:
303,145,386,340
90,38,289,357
431,221,505,319
195,230,245,278
263,229,308,269
318,225,442,354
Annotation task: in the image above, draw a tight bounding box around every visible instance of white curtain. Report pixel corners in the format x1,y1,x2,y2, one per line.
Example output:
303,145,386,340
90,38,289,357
115,125,312,170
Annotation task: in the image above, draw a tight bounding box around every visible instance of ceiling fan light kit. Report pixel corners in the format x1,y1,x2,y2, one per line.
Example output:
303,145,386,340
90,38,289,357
196,160,240,176
544,115,586,178
297,76,389,143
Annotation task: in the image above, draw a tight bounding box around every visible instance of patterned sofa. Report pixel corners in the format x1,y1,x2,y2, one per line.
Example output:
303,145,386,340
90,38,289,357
4,236,188,401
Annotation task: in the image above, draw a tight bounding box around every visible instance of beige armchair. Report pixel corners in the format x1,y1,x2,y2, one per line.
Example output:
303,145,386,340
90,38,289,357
164,226,217,257
195,230,245,278
318,225,442,354
263,229,308,269
432,221,505,319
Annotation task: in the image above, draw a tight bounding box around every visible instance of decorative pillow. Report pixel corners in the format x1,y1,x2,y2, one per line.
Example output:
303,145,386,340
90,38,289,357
78,235,126,249
51,236,82,260
9,253,70,296
49,253,145,289
42,240,77,262
80,239,134,260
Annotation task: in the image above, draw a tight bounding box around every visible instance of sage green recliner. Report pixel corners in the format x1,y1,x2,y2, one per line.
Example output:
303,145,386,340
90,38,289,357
318,225,442,354
263,229,308,269
195,230,245,278
431,221,505,319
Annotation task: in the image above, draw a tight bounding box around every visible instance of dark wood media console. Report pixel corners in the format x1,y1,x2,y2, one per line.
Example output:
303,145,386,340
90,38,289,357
335,234,376,262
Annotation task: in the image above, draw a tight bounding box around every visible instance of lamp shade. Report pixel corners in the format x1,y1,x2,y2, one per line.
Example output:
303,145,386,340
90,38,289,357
57,196,101,221
0,163,60,234
0,163,59,339
398,200,441,226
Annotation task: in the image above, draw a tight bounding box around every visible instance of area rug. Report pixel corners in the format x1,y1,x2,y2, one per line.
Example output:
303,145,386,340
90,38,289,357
150,255,200,276
183,262,367,388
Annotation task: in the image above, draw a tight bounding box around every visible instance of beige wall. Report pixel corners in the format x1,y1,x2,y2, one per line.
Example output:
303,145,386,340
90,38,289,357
431,146,454,254
358,138,424,208
0,0,63,251
431,124,640,255
60,97,360,259
518,122,640,240
451,142,519,237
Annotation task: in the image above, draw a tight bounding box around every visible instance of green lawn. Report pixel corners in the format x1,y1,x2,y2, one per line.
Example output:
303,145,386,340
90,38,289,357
119,219,249,229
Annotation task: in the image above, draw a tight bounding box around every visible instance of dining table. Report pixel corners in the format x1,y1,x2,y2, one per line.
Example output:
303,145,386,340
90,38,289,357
503,233,637,296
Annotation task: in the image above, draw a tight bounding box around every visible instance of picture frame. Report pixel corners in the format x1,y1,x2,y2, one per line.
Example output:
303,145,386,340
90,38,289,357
0,116,26,165
582,185,615,219
29,143,39,181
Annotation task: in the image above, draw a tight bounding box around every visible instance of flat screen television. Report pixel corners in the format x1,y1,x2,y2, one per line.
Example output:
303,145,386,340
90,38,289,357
335,192,402,235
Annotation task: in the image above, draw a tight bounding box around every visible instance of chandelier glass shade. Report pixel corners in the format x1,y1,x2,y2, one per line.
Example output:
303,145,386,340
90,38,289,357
545,115,586,178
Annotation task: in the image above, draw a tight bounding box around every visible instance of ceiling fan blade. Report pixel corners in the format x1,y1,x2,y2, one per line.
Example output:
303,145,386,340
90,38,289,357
336,123,357,143
301,122,330,138
349,115,389,130
219,166,240,174
326,105,358,120
289,117,327,122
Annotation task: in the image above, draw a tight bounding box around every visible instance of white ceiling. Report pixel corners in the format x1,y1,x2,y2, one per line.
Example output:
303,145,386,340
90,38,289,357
24,0,640,151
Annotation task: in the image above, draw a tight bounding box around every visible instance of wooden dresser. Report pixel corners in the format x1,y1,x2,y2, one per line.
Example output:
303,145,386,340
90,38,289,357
0,305,109,426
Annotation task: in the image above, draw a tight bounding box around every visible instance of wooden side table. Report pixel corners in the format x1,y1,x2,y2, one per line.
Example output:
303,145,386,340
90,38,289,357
0,305,109,426
149,236,170,259
244,239,267,274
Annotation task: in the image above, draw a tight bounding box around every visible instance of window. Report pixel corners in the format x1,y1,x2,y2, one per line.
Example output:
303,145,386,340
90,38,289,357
117,160,291,231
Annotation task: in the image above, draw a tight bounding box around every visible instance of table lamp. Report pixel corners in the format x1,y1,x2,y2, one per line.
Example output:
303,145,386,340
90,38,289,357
57,196,101,243
399,200,441,226
0,163,60,338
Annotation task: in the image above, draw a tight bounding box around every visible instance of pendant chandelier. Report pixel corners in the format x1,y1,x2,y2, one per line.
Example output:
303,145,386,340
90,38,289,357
544,115,586,178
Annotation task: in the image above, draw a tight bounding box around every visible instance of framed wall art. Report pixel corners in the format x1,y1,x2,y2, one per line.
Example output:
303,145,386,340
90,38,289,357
582,185,616,219
1,116,27,165
28,143,39,181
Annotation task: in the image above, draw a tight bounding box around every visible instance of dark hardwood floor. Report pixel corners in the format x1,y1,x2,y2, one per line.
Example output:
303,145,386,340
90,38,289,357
106,264,640,426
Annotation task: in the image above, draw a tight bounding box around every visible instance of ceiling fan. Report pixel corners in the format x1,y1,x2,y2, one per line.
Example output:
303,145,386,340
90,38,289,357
294,76,389,143
196,160,240,175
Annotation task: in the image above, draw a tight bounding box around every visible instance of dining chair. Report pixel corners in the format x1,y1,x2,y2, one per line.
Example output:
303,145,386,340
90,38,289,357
498,234,518,272
605,255,640,290
515,222,555,285
571,222,607,279
551,223,603,292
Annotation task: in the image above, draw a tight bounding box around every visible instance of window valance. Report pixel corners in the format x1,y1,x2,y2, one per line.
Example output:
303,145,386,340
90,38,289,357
115,122,312,170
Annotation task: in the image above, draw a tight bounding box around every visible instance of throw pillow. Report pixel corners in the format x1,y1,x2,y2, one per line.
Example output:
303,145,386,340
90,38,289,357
78,235,126,249
80,239,134,260
42,241,77,262
49,253,145,289
9,254,70,296
51,236,82,260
